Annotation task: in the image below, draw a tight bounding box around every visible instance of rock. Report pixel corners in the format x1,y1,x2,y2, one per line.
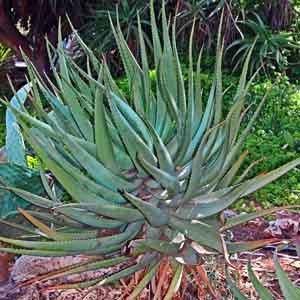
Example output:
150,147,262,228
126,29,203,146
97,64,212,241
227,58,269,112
0,255,125,300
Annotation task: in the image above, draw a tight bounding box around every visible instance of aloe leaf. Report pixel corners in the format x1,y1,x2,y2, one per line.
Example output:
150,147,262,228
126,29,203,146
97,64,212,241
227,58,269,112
0,222,141,252
137,13,151,116
30,125,129,200
114,14,140,75
5,103,95,156
67,16,101,71
224,91,269,170
233,41,257,104
150,0,162,68
124,192,169,227
160,1,177,101
27,210,86,228
110,92,152,146
39,167,56,202
0,219,37,235
174,21,195,166
23,128,125,204
184,81,216,162
179,185,243,219
194,47,204,126
169,216,223,252
163,262,183,300
0,236,100,252
241,158,300,197
54,230,99,241
102,62,125,100
55,203,144,223
0,185,54,209
222,205,300,230
56,126,133,191
227,238,278,254
136,239,179,255
248,263,274,300
218,150,248,189
23,256,130,286
157,64,180,128
235,158,263,184
226,270,248,300
128,260,161,300
275,256,300,299
94,69,119,173
138,154,179,194
99,254,157,287
183,124,223,201
0,247,83,257
18,209,62,240
144,120,175,175
56,55,94,142
214,11,224,125
17,209,98,241
172,20,186,118
54,206,125,229
108,98,156,165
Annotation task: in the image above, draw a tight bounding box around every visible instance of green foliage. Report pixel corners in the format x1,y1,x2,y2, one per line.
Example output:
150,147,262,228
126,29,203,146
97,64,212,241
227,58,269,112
81,1,151,61
0,44,11,64
241,75,300,209
175,0,227,49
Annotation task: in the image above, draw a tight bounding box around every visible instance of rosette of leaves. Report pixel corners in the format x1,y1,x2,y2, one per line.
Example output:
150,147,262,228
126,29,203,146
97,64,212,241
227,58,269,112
0,1,299,298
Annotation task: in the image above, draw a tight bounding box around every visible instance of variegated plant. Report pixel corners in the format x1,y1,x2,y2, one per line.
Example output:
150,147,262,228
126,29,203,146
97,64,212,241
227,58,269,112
0,1,299,298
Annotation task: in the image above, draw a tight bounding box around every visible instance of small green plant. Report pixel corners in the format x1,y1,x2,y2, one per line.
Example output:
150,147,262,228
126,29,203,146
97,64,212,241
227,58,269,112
0,44,11,64
0,1,299,298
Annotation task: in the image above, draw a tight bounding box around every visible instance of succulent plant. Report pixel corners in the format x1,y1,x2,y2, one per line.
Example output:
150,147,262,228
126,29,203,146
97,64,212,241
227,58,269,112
0,1,299,298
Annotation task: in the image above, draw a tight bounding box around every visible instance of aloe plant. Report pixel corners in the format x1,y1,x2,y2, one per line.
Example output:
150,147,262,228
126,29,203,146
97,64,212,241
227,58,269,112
0,1,299,298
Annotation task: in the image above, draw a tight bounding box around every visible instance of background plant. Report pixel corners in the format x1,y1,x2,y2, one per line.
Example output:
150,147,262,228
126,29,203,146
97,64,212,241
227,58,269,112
174,0,241,51
81,0,151,59
227,13,300,74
